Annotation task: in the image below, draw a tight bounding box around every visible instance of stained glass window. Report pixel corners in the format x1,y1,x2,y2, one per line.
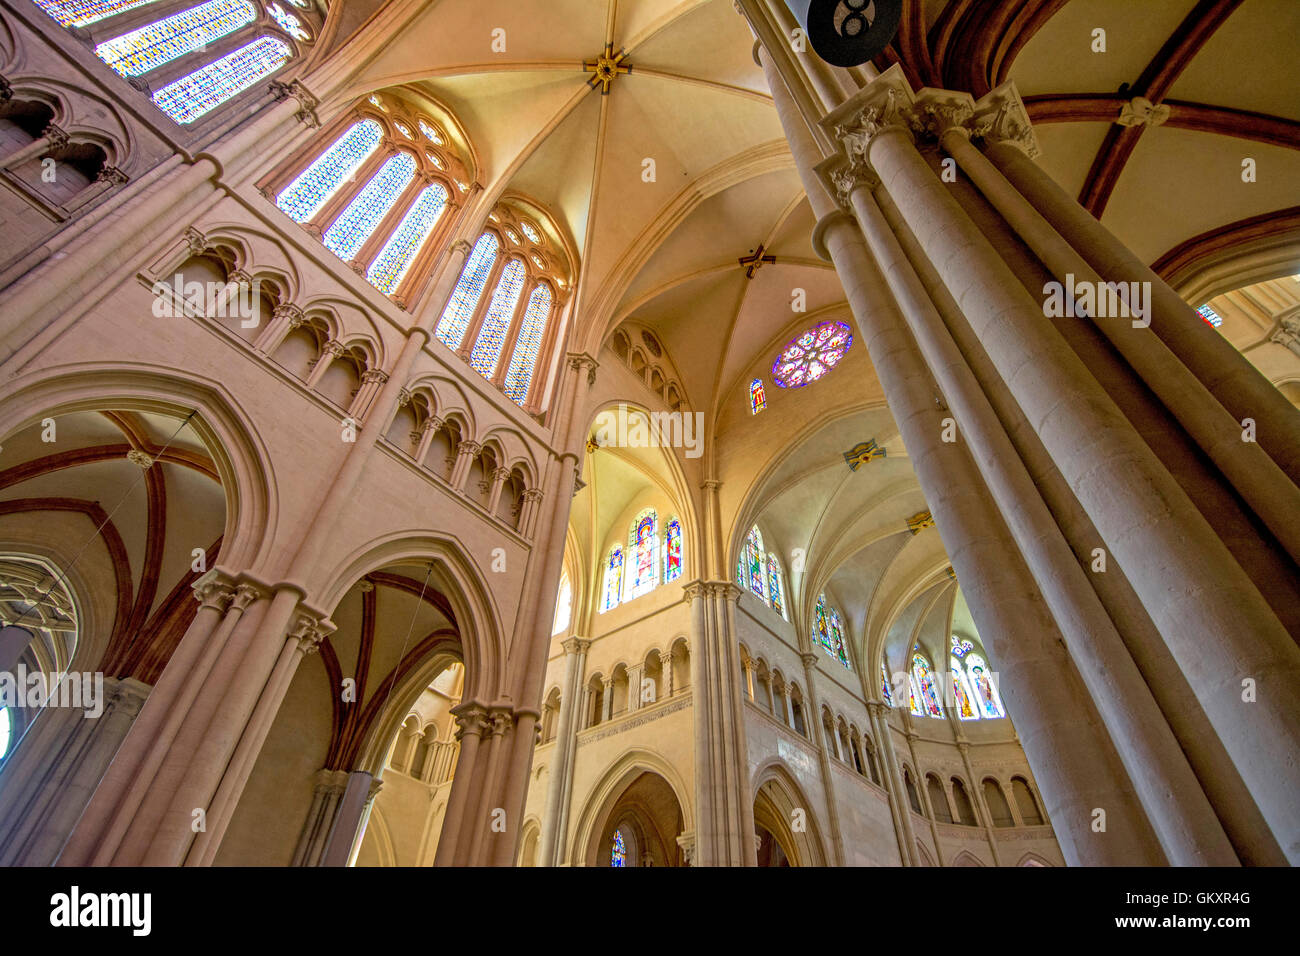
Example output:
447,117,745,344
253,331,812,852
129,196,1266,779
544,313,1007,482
322,151,416,261
266,1,309,40
773,320,852,388
610,830,626,867
951,657,978,720
951,634,974,658
908,673,923,716
912,651,944,718
552,572,571,635
419,119,443,144
469,257,527,376
601,548,623,613
665,517,683,583
520,221,541,242
33,0,162,28
766,554,782,616
880,662,894,706
744,526,766,602
276,119,382,223
436,232,499,350
94,0,255,77
1196,304,1223,328
966,653,1004,718
814,593,832,654
394,122,412,138
0,706,10,760
502,281,552,404
153,35,291,124
829,607,850,668
366,182,449,293
368,94,386,111
749,378,766,414
626,509,659,600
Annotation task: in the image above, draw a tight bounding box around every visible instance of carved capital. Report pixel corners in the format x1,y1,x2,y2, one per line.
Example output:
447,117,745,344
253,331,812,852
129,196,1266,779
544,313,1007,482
184,227,207,256
450,238,473,257
96,165,129,186
396,387,413,407
458,440,481,457
561,636,591,656
41,123,70,151
968,81,1040,158
492,466,511,482
288,611,328,654
270,79,320,128
361,369,389,385
273,303,304,325
194,579,236,612
230,583,261,611
452,703,490,740
800,652,821,669
323,340,347,358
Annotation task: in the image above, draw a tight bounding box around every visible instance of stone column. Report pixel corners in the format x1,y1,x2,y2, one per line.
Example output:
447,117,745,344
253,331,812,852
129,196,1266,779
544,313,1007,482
318,770,375,867
254,303,304,353
432,704,489,866
867,702,913,865
659,650,674,699
757,44,1163,865
626,662,646,714
449,440,481,492
539,636,590,866
984,139,1300,483
290,769,349,867
600,678,614,722
412,416,442,465
485,466,511,515
837,73,1299,861
305,339,347,388
0,122,67,170
349,369,390,421
956,742,1001,866
801,652,846,865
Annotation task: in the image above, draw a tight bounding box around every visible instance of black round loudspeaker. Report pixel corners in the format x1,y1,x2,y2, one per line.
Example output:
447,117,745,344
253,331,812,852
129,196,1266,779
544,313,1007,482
789,0,904,68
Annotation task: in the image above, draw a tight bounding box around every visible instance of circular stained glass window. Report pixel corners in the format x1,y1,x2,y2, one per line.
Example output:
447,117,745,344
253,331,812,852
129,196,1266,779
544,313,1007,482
772,320,852,388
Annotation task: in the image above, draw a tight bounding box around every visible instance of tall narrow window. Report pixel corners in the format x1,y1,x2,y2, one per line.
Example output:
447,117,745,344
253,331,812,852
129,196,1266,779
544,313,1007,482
322,151,416,261
966,653,1004,718
765,554,783,616
552,572,571,636
276,120,383,223
95,0,256,77
0,706,10,760
601,548,624,613
469,258,526,377
610,830,627,867
828,607,849,669
749,378,766,414
880,662,894,706
912,651,944,718
744,526,766,602
33,0,163,28
626,509,658,600
437,232,499,349
814,593,831,655
367,183,450,293
664,517,683,583
502,281,552,403
152,35,292,124
951,657,978,720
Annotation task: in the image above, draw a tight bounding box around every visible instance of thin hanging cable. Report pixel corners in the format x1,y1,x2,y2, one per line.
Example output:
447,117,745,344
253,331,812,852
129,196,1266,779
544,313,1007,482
372,562,437,766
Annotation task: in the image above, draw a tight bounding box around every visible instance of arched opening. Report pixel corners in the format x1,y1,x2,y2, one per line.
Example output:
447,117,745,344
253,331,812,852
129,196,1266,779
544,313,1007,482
983,777,1015,828
218,559,467,867
589,771,684,867
951,777,979,827
751,767,827,867
0,400,231,866
926,773,953,823
1012,776,1044,826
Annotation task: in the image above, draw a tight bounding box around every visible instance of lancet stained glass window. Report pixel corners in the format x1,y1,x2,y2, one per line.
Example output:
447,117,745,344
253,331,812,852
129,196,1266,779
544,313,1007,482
419,119,443,144
814,594,832,654
470,258,527,376
611,830,626,867
276,120,382,223
744,526,766,601
951,658,978,720
33,0,162,28
367,183,449,293
626,510,658,600
436,232,499,349
94,0,255,77
749,378,766,414
502,282,552,403
1197,304,1223,328
766,554,783,616
912,651,944,718
322,151,416,261
153,35,292,124
772,320,852,388
880,662,894,706
828,607,849,668
601,548,623,613
665,518,683,583
966,653,1004,718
